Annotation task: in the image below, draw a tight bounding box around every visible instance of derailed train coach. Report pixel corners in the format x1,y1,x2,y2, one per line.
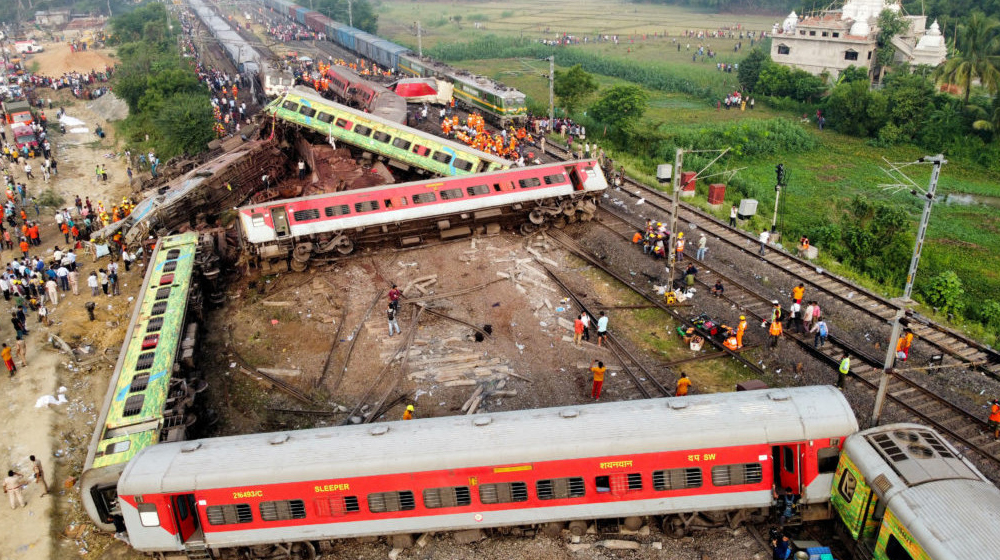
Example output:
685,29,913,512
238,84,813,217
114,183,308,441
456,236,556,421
115,387,858,558
236,160,606,271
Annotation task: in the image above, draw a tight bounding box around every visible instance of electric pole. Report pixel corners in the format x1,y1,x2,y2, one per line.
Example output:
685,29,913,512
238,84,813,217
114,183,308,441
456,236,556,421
417,21,422,57
870,154,946,426
548,55,555,125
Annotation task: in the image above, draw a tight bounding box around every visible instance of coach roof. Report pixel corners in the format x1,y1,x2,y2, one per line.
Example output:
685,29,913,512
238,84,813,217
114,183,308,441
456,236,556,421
119,386,857,495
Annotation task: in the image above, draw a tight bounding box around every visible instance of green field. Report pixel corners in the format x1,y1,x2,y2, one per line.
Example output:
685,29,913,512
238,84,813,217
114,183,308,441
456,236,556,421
373,0,1000,341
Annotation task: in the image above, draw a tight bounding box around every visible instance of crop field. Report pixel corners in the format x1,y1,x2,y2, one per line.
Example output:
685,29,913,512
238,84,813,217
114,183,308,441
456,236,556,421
374,0,1000,339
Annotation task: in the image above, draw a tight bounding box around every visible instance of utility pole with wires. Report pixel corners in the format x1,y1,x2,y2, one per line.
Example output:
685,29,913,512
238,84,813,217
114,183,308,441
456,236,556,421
870,154,946,427
665,147,731,286
548,55,555,125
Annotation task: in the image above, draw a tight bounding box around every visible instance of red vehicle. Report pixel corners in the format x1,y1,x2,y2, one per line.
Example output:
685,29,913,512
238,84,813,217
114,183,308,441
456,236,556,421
11,123,38,151
115,387,858,557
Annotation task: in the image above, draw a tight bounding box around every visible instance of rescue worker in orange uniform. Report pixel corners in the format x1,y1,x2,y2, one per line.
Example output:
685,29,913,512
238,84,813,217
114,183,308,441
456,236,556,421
675,232,685,261
990,399,1000,440
736,316,748,349
403,404,414,420
768,318,783,348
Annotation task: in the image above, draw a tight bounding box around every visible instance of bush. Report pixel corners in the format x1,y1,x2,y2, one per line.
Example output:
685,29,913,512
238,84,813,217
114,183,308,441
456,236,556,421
922,270,965,316
35,188,65,208
979,299,1000,330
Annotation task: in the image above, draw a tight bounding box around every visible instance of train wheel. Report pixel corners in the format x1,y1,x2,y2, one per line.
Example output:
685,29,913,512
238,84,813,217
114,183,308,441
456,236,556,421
335,237,354,255
560,200,576,216
663,516,686,539
289,259,308,272
291,541,316,560
566,213,578,224
529,208,546,225
520,222,539,236
567,520,588,536
542,522,564,537
623,516,643,531
292,244,312,263
551,217,567,229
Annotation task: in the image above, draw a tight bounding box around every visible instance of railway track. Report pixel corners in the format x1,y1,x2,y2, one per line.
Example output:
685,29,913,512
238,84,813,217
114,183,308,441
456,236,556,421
594,203,1000,475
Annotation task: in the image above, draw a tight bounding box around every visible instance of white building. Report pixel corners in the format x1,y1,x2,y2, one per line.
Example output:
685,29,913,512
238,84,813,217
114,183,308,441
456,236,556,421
769,0,947,80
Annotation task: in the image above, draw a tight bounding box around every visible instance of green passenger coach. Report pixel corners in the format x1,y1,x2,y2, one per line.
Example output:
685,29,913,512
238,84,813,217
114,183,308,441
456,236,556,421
266,87,509,177
831,423,1000,560
81,232,203,532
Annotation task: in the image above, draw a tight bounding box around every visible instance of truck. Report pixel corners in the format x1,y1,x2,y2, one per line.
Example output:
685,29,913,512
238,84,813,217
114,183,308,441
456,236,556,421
15,41,43,54
2,99,33,125
11,123,38,151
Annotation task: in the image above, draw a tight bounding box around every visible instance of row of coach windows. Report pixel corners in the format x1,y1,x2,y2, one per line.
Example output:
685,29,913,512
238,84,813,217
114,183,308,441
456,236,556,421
204,463,761,525
271,173,570,224
288,101,475,171
121,248,183,418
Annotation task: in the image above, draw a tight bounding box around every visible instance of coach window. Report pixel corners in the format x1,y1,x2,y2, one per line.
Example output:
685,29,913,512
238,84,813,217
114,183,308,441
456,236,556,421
206,504,253,525
251,213,265,227
440,188,464,200
710,463,763,486
316,112,334,124
423,486,472,508
653,467,703,491
281,100,299,111
519,177,542,188
259,500,307,521
138,503,160,527
493,181,515,192
432,151,454,164
354,201,380,213
335,118,351,129
411,192,437,204
594,473,643,494
466,184,490,197
536,477,586,500
479,482,528,504
367,491,416,513
122,394,145,417
885,534,915,560
372,131,392,143
453,159,474,172
837,470,857,502
411,144,430,156
817,446,840,473
314,496,360,517
129,373,150,393
543,173,566,185
324,204,351,217
353,124,372,137
293,209,321,222
135,351,155,371
298,106,317,118
392,138,412,150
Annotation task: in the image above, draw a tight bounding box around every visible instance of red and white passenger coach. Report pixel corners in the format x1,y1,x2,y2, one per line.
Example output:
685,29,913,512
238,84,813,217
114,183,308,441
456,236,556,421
237,160,606,270
117,386,857,557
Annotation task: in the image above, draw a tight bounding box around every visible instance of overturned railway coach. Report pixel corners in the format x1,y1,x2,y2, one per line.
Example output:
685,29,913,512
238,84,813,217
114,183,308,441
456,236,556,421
116,387,858,557
238,160,606,270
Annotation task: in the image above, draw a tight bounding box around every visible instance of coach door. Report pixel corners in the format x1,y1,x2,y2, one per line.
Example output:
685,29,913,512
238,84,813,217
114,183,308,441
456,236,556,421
170,494,202,544
270,207,290,238
773,444,802,494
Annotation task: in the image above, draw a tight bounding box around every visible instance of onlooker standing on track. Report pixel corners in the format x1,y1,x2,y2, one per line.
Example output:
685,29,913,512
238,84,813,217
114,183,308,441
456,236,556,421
802,301,815,333
388,284,401,311
387,305,401,337
759,229,770,256
812,319,829,348
29,455,47,497
838,353,850,389
792,283,804,304
573,315,585,347
789,300,802,334
675,372,691,396
596,311,609,348
579,311,591,342
1,343,15,376
729,204,738,227
590,359,606,400
695,233,707,261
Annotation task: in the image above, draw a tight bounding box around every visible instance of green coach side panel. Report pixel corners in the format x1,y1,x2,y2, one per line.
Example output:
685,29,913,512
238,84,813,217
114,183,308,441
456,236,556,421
831,452,872,541
873,509,931,560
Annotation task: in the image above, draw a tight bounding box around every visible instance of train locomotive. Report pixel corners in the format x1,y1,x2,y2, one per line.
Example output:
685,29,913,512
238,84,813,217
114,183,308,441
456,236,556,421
257,0,527,124
832,423,1000,560
237,159,606,270
115,386,857,558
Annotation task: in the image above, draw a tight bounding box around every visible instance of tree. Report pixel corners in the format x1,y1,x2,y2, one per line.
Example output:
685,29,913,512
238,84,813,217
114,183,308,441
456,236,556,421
553,65,599,117
154,93,216,159
935,11,1000,103
589,85,649,131
824,80,887,137
737,48,768,93
874,9,909,81
880,72,937,142
837,65,871,84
